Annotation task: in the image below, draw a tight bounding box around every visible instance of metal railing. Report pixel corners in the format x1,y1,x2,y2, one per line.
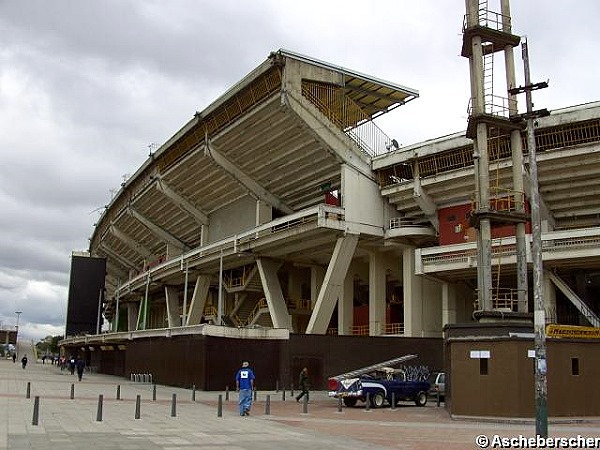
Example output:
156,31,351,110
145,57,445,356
390,217,419,229
471,187,525,213
418,227,600,271
243,298,268,327
122,204,344,288
301,80,393,157
384,323,405,335
463,8,512,33
467,94,512,119
325,323,405,335
473,288,527,312
286,298,312,310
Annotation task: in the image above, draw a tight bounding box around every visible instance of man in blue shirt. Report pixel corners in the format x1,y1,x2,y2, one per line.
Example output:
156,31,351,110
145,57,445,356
235,361,255,416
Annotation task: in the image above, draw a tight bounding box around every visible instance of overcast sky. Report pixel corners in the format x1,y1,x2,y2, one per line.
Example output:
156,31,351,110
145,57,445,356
1,0,598,344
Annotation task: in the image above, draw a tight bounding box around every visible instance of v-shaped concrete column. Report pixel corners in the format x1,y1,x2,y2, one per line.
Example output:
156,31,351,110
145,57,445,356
165,286,180,328
306,234,359,334
256,258,292,330
186,275,211,325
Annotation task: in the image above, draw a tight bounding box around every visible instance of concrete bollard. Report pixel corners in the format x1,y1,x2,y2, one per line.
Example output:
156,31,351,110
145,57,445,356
282,389,286,401
436,391,441,407
217,394,223,417
365,393,371,412
171,394,177,417
152,384,156,401
291,382,294,396
225,385,229,401
32,396,40,426
337,397,343,413
26,382,31,399
302,395,308,414
192,384,196,402
96,394,103,422
135,394,141,419
265,394,271,415
275,380,279,393
391,392,396,410
116,384,121,400
70,383,75,400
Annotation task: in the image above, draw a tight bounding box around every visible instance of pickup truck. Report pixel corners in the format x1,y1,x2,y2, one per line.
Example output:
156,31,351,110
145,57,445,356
327,354,431,408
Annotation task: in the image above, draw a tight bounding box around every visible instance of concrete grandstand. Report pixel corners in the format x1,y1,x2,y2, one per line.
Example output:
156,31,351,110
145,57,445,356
61,1,600,417
70,49,600,342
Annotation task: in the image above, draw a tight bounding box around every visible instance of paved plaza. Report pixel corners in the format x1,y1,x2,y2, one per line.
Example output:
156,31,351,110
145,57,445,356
1,358,599,449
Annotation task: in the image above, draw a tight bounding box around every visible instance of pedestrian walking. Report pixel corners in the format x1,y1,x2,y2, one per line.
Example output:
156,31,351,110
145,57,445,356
76,356,85,381
235,361,255,416
12,353,16,363
295,367,309,403
21,355,28,369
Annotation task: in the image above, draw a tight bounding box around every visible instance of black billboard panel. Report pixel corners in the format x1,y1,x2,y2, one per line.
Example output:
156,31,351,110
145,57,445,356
65,254,106,336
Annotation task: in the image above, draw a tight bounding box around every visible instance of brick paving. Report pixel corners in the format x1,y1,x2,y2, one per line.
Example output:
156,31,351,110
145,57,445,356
1,358,599,449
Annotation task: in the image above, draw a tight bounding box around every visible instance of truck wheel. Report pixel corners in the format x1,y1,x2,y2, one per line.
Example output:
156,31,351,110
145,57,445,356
370,392,386,408
343,397,357,407
414,391,428,407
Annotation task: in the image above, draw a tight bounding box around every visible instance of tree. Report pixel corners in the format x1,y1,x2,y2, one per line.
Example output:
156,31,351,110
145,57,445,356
35,335,63,356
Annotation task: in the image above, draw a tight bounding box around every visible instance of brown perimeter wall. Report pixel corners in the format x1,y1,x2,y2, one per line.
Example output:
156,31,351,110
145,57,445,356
68,334,443,391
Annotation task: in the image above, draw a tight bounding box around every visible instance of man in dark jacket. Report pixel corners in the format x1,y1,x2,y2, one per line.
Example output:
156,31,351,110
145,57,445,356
295,367,309,402
76,357,85,381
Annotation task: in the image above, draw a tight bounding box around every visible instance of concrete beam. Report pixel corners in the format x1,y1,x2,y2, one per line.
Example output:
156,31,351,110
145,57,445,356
128,206,188,251
155,178,209,225
413,163,439,232
369,251,386,336
99,243,138,271
256,258,292,330
306,234,359,334
284,92,373,179
205,143,294,214
109,225,152,258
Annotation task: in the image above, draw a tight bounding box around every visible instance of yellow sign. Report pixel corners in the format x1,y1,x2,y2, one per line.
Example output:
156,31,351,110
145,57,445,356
546,324,600,339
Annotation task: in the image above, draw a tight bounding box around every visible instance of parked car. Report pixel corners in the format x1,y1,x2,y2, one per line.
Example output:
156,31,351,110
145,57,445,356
427,371,445,400
328,355,431,408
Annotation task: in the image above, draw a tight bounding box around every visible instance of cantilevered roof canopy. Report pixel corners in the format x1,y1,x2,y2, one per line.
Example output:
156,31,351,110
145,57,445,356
275,49,419,120
90,49,419,302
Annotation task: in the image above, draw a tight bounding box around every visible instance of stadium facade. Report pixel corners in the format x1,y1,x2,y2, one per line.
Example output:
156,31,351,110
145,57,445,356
62,0,600,417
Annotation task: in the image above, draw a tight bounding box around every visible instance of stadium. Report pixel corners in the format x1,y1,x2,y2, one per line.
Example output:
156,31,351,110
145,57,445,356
62,0,600,417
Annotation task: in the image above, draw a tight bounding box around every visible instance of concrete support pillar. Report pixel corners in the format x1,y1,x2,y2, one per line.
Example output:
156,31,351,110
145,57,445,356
306,234,359,334
369,251,386,336
186,275,211,325
256,199,272,226
402,247,422,337
477,121,493,311
442,282,457,327
165,286,180,328
310,266,325,308
127,303,138,332
338,271,354,335
200,224,208,246
256,259,292,330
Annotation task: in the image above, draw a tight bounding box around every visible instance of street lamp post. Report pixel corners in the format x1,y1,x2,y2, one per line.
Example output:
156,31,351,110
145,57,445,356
15,311,22,333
